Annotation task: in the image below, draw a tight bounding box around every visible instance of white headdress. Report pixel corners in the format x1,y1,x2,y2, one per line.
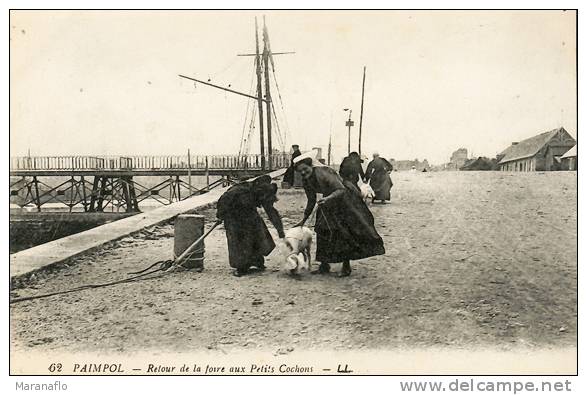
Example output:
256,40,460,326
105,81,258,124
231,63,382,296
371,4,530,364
292,149,325,167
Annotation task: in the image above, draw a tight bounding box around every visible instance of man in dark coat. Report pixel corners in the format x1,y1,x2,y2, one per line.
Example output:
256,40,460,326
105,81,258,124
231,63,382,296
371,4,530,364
283,144,302,186
216,175,290,276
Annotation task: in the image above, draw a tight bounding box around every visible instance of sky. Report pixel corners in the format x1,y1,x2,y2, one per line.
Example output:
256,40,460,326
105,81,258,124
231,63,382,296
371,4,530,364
10,10,577,165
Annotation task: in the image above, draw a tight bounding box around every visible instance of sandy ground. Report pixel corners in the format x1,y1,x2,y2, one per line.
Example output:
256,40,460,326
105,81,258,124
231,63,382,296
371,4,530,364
10,171,577,354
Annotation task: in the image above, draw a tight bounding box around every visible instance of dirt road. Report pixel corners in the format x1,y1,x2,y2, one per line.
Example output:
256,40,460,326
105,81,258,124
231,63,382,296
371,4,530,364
10,171,577,354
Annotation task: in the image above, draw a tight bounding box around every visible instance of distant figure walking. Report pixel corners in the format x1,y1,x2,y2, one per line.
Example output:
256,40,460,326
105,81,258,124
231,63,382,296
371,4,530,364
216,175,290,277
339,151,366,193
294,154,385,277
283,144,302,186
365,152,393,203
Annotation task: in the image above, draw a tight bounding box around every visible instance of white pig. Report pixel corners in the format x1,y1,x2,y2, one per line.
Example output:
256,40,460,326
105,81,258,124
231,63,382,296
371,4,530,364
283,226,314,274
359,183,375,203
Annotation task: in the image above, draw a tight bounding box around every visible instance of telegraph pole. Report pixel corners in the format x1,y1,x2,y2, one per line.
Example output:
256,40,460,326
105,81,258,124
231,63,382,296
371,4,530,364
327,134,332,166
344,109,354,155
255,17,266,170
358,66,366,156
263,16,273,170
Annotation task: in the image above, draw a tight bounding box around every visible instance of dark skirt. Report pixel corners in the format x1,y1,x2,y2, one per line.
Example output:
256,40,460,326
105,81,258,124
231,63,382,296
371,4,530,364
223,210,275,270
313,186,385,263
283,165,295,185
370,171,392,201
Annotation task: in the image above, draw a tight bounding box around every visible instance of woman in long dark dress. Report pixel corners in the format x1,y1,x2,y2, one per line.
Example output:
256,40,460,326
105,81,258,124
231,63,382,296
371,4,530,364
365,153,393,203
216,175,290,276
339,151,365,193
294,157,385,276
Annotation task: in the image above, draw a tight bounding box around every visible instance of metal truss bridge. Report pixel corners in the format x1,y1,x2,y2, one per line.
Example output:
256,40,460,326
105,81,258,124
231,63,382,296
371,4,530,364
10,153,290,213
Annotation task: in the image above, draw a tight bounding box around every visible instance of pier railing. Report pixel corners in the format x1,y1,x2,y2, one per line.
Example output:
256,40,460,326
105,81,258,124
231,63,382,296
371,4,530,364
10,153,292,172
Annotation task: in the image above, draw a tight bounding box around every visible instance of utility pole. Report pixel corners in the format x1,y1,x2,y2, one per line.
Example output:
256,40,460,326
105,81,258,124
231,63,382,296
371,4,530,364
358,66,366,156
344,109,354,155
263,16,273,170
327,134,332,166
255,17,266,170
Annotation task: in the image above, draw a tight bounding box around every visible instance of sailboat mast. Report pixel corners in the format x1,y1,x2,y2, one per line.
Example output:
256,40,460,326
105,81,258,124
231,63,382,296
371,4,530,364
358,66,366,156
262,16,273,171
255,17,266,170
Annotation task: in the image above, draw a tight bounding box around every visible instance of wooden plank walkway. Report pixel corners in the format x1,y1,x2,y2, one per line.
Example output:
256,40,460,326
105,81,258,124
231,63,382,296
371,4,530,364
10,169,286,278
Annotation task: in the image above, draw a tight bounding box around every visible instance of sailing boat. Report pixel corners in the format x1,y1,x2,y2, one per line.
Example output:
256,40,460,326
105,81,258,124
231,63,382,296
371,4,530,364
179,16,292,172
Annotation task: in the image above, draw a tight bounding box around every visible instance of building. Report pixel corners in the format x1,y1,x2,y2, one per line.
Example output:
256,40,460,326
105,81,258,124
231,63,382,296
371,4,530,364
389,158,430,171
447,148,468,170
497,127,576,171
560,145,577,171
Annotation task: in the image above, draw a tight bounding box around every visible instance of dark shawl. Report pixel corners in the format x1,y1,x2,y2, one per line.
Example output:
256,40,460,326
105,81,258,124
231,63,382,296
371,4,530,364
216,179,278,270
303,166,385,263
339,156,366,187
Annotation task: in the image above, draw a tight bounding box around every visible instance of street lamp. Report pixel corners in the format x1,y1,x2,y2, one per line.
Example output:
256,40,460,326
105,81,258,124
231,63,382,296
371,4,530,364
343,108,354,155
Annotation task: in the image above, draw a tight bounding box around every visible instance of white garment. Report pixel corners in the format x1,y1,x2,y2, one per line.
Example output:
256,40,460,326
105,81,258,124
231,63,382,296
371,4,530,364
292,149,325,167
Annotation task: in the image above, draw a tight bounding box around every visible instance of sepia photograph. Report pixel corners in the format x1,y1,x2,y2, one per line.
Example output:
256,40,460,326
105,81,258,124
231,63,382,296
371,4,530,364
8,8,578,377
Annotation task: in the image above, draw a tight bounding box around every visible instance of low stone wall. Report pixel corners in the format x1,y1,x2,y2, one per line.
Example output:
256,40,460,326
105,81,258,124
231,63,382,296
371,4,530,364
9,212,136,254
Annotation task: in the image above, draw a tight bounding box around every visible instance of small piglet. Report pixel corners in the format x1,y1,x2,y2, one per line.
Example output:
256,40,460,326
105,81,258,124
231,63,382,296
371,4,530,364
359,183,375,202
283,226,314,275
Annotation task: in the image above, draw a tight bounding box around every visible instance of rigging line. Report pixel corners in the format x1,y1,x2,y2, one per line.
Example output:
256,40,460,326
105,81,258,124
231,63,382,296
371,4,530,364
245,98,257,155
209,55,241,81
271,102,285,151
241,89,257,156
238,58,258,157
270,64,291,145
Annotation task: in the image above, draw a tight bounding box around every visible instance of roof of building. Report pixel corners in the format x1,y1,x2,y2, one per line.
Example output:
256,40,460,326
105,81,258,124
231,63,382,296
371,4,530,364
498,128,574,164
460,157,496,171
561,145,577,159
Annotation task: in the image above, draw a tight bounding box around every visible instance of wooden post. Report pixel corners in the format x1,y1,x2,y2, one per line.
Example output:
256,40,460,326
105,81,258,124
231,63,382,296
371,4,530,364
121,176,132,213
89,176,99,212
175,175,181,201
69,176,75,213
128,179,139,212
32,176,41,212
358,66,366,156
80,175,88,212
174,214,205,270
255,17,266,170
205,156,210,191
187,149,192,196
96,176,107,212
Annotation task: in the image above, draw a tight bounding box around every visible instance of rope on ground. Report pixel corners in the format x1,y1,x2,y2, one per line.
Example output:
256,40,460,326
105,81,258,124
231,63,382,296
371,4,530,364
10,220,224,305
9,263,170,304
